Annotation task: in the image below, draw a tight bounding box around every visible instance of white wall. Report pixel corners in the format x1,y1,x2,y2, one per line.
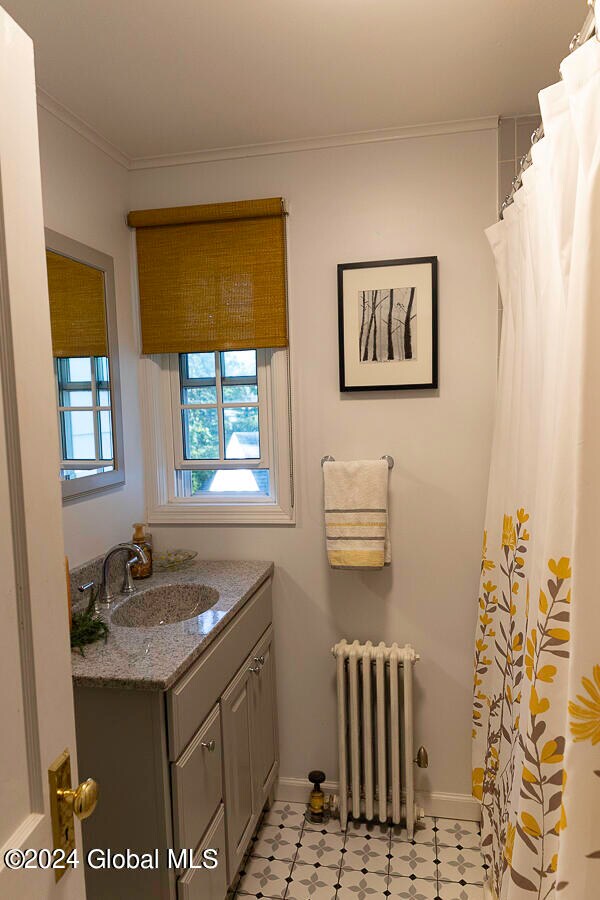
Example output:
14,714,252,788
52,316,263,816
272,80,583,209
129,126,498,799
38,108,144,565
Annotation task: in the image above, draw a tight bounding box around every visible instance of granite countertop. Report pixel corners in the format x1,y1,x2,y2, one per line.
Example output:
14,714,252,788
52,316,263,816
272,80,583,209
71,559,274,691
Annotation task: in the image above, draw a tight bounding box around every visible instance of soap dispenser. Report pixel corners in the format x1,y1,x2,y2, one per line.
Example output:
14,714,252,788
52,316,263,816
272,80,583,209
130,523,153,579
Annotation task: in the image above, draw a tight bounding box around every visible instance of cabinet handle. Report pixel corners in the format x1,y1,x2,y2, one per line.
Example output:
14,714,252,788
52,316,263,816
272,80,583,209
253,656,265,666
200,740,216,752
248,665,261,674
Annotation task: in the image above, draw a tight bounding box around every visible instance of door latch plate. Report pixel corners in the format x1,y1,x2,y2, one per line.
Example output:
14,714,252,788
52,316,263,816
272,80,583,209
48,749,75,882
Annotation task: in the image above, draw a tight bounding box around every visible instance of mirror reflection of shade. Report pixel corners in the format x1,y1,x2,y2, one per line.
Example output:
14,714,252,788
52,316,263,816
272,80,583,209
47,247,117,481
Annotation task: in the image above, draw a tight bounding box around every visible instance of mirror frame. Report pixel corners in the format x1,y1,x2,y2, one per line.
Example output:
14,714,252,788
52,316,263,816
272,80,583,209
45,229,125,500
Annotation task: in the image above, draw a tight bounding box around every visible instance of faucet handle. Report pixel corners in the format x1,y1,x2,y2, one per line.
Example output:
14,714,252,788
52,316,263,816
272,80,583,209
78,581,97,613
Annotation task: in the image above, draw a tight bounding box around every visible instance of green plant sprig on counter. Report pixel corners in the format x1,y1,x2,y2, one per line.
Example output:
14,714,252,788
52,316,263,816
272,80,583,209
70,583,109,656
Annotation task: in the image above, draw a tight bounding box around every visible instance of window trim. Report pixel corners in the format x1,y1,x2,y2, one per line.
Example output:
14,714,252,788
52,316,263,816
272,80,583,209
140,348,295,525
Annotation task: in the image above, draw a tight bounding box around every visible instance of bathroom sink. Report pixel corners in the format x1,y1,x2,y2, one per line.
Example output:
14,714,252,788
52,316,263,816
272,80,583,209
112,583,219,627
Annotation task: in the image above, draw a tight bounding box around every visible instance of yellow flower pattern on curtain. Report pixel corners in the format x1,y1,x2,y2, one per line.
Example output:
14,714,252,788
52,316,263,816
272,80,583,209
473,511,572,896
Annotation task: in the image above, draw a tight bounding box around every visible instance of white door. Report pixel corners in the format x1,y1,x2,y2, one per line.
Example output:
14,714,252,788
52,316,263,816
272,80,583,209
0,7,86,898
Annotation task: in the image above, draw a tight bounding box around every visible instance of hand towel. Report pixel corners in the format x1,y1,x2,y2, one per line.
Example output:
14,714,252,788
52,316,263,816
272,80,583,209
323,459,391,569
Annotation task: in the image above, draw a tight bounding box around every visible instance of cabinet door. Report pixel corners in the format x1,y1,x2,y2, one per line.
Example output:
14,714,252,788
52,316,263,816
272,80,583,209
177,804,227,900
221,662,255,884
250,628,278,811
172,704,222,853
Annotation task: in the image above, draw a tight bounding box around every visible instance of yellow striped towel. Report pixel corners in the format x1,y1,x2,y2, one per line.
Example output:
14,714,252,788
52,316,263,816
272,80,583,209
323,459,391,569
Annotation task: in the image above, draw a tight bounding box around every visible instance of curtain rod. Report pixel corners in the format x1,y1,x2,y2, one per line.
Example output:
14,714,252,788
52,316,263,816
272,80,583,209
500,0,598,218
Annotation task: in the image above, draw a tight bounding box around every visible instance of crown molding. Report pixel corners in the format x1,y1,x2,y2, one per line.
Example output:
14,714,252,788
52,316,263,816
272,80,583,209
36,87,131,169
130,116,499,170
35,88,498,172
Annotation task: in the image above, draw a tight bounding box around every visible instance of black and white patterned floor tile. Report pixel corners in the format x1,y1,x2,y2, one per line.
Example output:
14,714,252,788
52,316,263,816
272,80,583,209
234,801,487,900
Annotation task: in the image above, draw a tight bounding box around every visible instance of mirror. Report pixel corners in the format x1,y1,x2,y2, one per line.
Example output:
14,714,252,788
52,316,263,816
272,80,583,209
45,229,125,500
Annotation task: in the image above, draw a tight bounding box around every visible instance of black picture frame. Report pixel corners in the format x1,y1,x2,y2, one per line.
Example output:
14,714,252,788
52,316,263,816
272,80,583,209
337,256,438,392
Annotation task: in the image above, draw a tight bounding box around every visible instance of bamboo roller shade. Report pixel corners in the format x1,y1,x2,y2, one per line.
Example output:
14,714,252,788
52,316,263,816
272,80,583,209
46,250,108,358
127,197,288,354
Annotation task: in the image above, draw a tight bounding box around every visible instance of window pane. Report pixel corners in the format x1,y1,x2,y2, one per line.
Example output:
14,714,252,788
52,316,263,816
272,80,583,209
221,350,256,379
61,410,95,460
99,410,113,460
64,357,91,382
187,468,270,495
185,352,216,380
183,408,220,459
61,465,113,480
222,384,258,403
223,407,260,459
95,356,110,385
182,386,217,404
98,389,111,406
60,389,93,407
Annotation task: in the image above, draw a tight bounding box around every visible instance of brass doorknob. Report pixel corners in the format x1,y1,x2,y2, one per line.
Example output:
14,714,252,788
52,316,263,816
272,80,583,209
58,778,99,821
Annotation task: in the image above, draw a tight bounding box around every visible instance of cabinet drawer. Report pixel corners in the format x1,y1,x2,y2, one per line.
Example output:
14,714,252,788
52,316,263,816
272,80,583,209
168,578,272,760
172,704,222,852
177,804,227,900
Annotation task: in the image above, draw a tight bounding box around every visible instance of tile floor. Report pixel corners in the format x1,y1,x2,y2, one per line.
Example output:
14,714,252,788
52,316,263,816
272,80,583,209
233,802,486,899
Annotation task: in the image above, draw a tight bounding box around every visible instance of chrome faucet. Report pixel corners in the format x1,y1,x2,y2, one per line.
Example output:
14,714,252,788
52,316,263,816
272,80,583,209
98,542,149,605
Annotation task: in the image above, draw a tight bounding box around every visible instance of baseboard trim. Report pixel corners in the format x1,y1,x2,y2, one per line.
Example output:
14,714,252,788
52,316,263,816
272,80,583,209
276,777,481,823
276,776,338,805
415,790,481,822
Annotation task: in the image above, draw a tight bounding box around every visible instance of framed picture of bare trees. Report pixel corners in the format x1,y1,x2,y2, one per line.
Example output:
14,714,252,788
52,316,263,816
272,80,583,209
337,256,438,391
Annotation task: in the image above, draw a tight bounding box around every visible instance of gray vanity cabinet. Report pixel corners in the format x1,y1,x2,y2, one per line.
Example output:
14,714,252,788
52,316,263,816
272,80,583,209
74,575,278,900
221,625,278,882
221,657,256,880
250,629,278,810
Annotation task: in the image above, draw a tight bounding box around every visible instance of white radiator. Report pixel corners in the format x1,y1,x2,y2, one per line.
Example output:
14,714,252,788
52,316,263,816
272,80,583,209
332,639,421,838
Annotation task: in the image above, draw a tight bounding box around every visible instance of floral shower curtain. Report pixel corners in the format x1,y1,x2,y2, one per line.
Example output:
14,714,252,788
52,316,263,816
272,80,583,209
472,38,600,900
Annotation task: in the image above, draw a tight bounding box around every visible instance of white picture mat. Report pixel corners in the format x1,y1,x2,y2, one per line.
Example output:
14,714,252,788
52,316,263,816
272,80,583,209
342,262,433,387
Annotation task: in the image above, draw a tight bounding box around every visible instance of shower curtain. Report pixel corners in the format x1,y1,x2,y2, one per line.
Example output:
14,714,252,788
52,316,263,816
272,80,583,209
472,38,600,900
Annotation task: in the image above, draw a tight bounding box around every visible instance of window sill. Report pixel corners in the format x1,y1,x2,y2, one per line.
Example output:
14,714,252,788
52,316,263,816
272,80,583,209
147,500,295,526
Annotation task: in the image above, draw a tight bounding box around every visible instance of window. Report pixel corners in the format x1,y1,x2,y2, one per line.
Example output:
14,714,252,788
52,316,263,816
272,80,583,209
55,356,114,479
141,348,294,524
173,350,270,497
131,196,293,524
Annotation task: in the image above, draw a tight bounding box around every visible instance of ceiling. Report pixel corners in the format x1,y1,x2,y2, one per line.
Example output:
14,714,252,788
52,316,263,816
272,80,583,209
4,0,584,162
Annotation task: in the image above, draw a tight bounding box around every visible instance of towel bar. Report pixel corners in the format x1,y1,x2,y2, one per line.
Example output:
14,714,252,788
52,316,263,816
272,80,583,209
321,454,394,469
